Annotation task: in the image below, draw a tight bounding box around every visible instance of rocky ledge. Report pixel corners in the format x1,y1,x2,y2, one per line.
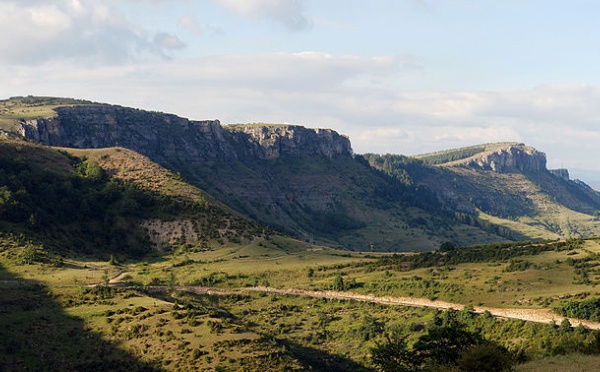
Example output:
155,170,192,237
18,105,353,164
465,144,547,173
226,124,352,160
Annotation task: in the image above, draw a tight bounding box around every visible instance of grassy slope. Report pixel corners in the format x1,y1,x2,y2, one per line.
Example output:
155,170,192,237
0,96,95,132
414,142,524,165
4,235,600,369
437,167,600,239
374,146,600,243
185,153,504,252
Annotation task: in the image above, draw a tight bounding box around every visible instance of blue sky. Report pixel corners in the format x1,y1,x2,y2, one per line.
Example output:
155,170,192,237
2,0,600,184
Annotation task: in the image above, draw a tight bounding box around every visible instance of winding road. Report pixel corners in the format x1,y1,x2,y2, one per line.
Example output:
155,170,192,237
155,284,600,330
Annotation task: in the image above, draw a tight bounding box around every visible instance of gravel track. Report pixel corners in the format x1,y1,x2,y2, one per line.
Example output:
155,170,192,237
178,285,600,330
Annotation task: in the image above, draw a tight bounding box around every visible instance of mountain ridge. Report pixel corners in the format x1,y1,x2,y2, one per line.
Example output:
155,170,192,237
4,96,600,250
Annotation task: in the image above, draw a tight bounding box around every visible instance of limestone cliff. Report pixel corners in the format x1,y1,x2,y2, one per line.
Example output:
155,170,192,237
462,144,547,173
18,106,353,165
226,125,352,160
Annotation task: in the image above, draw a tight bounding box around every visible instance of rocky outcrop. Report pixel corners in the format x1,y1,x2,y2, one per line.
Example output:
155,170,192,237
226,125,352,160
18,106,353,165
465,145,547,173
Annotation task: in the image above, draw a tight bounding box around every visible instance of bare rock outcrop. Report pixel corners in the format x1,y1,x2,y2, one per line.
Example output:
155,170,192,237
226,125,352,160
466,145,547,173
18,106,353,165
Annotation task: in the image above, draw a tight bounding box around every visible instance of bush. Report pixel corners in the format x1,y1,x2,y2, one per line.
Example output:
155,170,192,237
457,343,514,372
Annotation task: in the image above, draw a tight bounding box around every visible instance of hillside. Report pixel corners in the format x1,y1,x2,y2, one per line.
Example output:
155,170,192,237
4,97,600,370
4,96,600,250
366,143,600,242
0,138,263,258
3,223,600,369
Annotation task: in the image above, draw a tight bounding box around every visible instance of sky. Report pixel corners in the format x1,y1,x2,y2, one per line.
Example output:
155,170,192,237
2,0,600,184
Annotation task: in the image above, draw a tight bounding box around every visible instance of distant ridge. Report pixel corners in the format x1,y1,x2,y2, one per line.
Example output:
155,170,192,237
414,142,524,165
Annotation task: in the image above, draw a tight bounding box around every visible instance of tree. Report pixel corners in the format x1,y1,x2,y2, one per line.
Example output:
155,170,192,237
19,242,41,265
371,332,419,372
167,271,177,292
101,269,110,287
560,318,572,334
439,241,455,252
358,313,384,341
318,311,332,339
413,324,482,368
457,343,514,372
332,274,345,291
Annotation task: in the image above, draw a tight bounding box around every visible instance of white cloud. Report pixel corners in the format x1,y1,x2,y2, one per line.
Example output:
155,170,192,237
153,32,186,50
214,0,311,31
0,0,184,65
178,15,225,36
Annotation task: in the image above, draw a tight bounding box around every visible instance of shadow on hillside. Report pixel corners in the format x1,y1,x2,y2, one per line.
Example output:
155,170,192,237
526,171,600,216
0,264,161,371
279,338,372,372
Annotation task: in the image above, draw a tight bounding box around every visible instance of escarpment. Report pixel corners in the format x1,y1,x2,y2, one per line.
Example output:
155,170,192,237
465,145,546,173
226,125,352,160
19,106,353,166
430,143,548,173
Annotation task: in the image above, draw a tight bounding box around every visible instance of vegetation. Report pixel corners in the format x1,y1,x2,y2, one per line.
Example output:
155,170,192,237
413,142,523,165
0,95,94,132
555,298,600,321
2,228,600,370
4,99,600,369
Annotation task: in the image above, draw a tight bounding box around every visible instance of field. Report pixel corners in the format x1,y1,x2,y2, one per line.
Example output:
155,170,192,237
3,235,600,370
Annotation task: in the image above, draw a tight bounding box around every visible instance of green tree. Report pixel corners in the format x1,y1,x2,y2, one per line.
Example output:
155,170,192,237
439,241,456,252
332,274,345,291
371,332,419,372
81,160,105,182
457,343,514,372
413,325,482,368
358,313,384,341
560,318,572,334
101,269,110,287
318,311,332,339
19,242,41,265
167,271,177,292
108,254,118,266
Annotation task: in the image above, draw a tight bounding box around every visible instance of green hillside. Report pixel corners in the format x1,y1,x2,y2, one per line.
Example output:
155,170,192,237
0,138,263,258
0,96,95,133
1,129,600,370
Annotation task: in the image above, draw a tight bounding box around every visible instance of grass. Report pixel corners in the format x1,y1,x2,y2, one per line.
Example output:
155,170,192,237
4,236,600,369
413,142,525,164
0,96,95,133
516,354,600,371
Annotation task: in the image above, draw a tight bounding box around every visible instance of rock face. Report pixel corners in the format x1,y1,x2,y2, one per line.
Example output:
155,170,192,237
18,105,353,166
226,125,352,160
19,105,234,165
466,145,547,173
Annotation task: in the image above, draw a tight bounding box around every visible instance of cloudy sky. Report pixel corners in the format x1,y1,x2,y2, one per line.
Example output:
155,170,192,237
2,0,600,184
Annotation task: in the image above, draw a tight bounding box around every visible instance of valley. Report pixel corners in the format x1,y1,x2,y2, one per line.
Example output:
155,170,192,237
2,96,600,370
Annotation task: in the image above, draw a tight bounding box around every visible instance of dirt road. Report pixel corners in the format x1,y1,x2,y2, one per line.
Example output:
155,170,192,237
177,285,600,330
